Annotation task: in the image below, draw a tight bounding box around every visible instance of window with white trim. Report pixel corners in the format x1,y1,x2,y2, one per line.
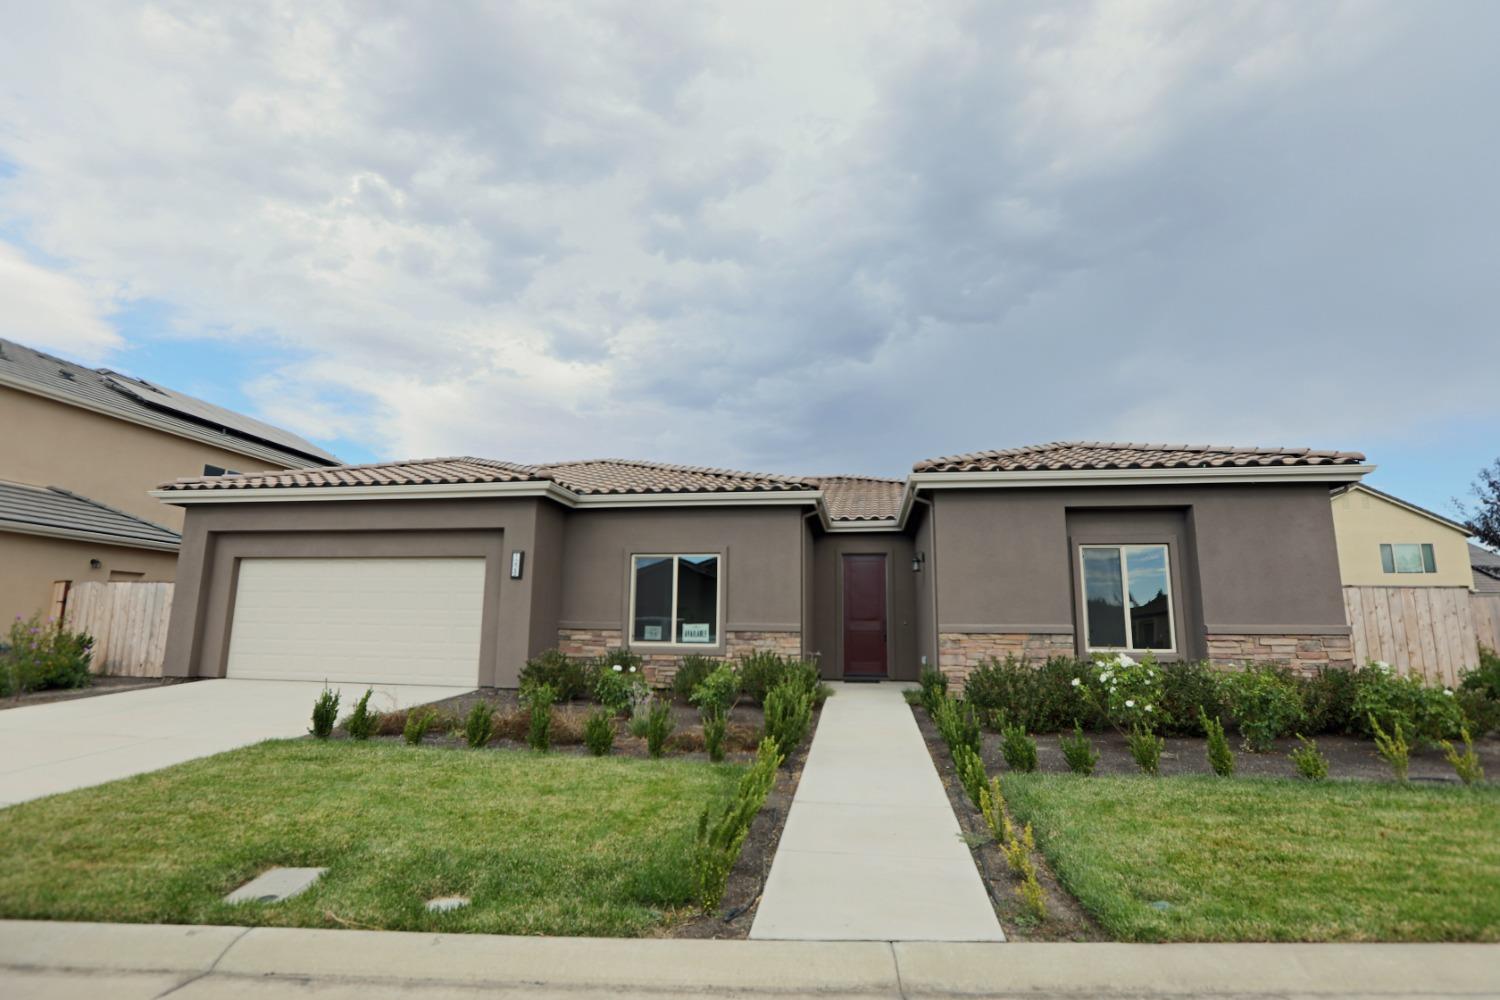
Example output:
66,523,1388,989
630,554,719,645
1080,544,1175,652
1380,543,1436,574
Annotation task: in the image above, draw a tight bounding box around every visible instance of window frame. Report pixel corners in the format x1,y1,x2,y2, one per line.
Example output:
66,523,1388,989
1078,542,1178,655
627,552,723,649
1380,542,1437,575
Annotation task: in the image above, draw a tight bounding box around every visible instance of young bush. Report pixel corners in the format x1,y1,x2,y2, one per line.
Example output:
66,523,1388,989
1017,871,1048,923
934,696,981,754
1459,646,1500,700
402,708,436,746
672,654,718,700
524,683,557,750
1457,688,1500,738
1300,666,1358,735
693,738,783,910
1225,664,1304,751
519,649,591,702
583,708,615,756
1289,734,1329,780
1159,661,1227,735
1370,713,1410,782
644,698,674,758
1091,653,1166,732
1440,727,1485,786
1200,707,1235,777
1126,725,1164,775
917,666,948,714
1000,723,1038,773
463,700,495,748
1,614,94,696
1003,821,1037,877
762,680,813,757
1351,662,1463,745
309,687,340,739
344,689,377,740
952,743,987,808
964,655,1094,733
592,659,647,715
702,712,728,762
737,650,789,704
690,665,741,716
1059,723,1098,775
978,775,1011,842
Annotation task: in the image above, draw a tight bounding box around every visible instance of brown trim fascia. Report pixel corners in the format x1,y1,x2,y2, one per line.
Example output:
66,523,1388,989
938,623,1076,635
1202,624,1353,636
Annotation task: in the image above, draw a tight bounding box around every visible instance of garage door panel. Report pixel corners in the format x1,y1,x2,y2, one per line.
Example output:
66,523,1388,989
226,558,485,686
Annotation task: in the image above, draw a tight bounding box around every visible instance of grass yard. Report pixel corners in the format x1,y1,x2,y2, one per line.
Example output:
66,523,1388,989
1002,774,1500,942
0,740,742,936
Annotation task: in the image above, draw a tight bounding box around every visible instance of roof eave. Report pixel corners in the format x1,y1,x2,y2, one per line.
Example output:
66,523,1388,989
0,520,181,552
908,464,1375,490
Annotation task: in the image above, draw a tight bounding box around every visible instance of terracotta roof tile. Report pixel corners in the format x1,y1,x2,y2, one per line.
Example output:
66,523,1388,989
158,457,545,491
913,441,1367,473
807,475,905,521
540,459,814,495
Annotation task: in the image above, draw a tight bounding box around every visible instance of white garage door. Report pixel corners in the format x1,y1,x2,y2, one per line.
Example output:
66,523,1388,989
226,557,486,685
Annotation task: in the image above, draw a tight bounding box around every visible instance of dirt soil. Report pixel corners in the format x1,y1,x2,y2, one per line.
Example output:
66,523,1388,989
912,706,1104,942
0,675,185,710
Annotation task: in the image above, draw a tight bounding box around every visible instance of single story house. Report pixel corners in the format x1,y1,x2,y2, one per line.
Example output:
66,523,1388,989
154,442,1372,689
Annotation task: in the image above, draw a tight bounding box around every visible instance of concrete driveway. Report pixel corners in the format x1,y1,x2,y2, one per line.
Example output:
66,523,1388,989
0,679,469,807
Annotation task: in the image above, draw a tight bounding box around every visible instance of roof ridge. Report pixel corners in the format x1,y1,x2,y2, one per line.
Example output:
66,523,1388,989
806,473,906,484
540,457,812,484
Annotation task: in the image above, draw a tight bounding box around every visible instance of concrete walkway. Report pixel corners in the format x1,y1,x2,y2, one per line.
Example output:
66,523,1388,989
750,681,1005,941
3,921,1496,999
0,679,468,806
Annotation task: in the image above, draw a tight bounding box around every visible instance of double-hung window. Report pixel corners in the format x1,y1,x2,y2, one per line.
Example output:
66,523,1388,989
1080,544,1175,653
1380,543,1436,574
631,554,719,645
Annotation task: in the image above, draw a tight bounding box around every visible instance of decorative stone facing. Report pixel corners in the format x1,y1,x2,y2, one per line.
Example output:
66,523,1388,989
555,627,801,688
938,632,1075,691
1206,633,1355,675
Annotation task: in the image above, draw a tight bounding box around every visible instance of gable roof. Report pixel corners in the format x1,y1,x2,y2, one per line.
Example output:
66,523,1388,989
1472,543,1500,593
915,441,1367,473
540,459,814,496
0,480,180,551
1331,483,1472,534
806,475,905,522
0,338,339,468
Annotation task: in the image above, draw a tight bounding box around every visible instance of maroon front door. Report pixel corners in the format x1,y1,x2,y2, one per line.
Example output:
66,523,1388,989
842,554,888,678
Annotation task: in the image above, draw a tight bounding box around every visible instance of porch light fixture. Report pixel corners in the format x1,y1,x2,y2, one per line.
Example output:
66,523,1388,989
90,559,102,569
911,552,925,572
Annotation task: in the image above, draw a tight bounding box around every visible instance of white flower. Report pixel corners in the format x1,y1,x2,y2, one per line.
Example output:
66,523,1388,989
1146,704,1154,712
1115,653,1137,667
1443,688,1454,696
1125,699,1136,708
1071,678,1082,688
612,664,623,672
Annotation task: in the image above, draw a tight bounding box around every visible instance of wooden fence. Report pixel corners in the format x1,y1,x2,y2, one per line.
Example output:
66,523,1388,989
1473,592,1500,657
1343,585,1480,687
65,581,174,677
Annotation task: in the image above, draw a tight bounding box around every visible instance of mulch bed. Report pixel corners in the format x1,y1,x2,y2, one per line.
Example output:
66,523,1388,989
912,706,1104,942
0,675,187,710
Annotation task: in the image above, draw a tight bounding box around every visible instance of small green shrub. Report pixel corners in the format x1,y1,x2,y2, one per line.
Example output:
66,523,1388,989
918,666,948,714
1225,664,1304,751
690,665,740,716
1351,662,1463,745
1440,727,1484,786
673,654,718,700
934,696,981,754
1017,870,1047,923
1289,734,1329,780
344,689,377,740
693,738,782,910
1460,646,1500,700
524,683,557,750
1126,725,1164,775
978,775,1011,842
1000,724,1038,773
963,655,1096,733
463,701,495,748
1370,713,1410,782
738,650,788,703
583,708,615,756
702,711,728,762
1200,707,1235,777
519,649,591,702
1,614,94,696
592,659,647,715
402,708,436,746
1159,661,1227,735
1059,723,1098,776
310,687,340,739
762,680,813,757
1457,688,1500,738
1300,666,1358,735
952,743,987,808
644,698,674,758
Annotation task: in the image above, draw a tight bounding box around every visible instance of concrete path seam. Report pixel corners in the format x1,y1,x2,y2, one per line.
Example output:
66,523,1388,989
149,925,251,1000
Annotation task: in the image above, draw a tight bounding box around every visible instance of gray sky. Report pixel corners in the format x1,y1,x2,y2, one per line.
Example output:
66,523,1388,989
1,2,1496,510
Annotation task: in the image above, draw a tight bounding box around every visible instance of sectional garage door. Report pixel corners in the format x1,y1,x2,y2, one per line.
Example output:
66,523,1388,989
225,557,486,685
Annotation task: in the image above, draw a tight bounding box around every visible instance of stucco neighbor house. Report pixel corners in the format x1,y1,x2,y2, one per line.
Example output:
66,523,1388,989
153,442,1373,690
0,337,340,625
1330,483,1474,590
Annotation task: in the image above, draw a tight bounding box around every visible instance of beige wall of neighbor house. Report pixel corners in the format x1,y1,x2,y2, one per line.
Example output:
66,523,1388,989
0,387,297,531
0,532,178,626
1331,485,1473,589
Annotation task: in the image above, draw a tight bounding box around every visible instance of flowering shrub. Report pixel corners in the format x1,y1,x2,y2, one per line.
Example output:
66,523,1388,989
1351,661,1462,745
2,614,93,696
1087,653,1164,732
1224,664,1304,751
593,660,649,716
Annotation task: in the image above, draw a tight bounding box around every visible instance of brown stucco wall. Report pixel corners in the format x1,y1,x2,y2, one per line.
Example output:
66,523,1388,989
160,497,554,687
912,499,938,672
0,532,178,625
0,386,301,531
809,530,919,680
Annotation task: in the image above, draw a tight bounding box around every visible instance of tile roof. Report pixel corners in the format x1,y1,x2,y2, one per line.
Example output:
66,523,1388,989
158,457,545,492
1472,543,1500,593
808,475,906,521
914,441,1368,473
0,480,181,550
0,338,339,466
540,459,815,496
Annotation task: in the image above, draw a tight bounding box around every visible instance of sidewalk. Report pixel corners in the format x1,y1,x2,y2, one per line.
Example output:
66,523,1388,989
750,681,1004,941
2,921,1496,998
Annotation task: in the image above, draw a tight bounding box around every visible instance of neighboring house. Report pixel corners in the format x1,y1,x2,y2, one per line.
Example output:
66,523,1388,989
0,337,340,626
154,442,1370,689
1471,543,1500,594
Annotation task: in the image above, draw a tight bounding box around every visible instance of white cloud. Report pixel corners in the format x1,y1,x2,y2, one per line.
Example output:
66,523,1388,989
0,243,120,361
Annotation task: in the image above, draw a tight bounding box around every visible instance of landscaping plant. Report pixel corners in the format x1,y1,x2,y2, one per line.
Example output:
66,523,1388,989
1351,661,1463,745
917,665,948,714
519,649,591,702
952,743,987,808
964,655,1094,733
1370,713,1410,782
583,708,615,756
1289,734,1329,780
979,775,1012,842
672,654,718,700
1091,653,1165,733
524,683,557,751
1059,723,1098,776
690,665,739,762
402,708,436,746
1158,660,1226,735
1200,707,1235,777
1440,727,1485,786
644,698,674,758
1000,723,1038,773
463,700,495,748
309,687,340,740
1300,665,1358,735
701,713,728,762
693,737,783,910
592,659,648,715
762,678,813,757
934,696,981,754
1126,725,1164,775
1,614,94,697
345,689,378,741
1224,664,1303,751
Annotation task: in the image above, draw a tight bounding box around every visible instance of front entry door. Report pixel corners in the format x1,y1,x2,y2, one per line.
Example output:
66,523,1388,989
842,554,888,678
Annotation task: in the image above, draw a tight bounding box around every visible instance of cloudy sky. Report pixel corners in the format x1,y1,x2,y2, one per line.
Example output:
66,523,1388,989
2,1,1496,514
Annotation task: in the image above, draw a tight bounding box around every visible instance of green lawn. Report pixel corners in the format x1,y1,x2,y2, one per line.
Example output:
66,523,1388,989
1002,773,1500,942
0,741,741,936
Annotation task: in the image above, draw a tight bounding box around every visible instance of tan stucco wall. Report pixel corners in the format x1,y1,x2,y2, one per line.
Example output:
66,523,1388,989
0,531,177,625
0,386,297,530
1331,488,1473,588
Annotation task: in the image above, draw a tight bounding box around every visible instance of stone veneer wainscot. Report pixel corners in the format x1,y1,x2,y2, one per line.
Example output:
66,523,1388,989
937,631,1076,691
557,628,802,687
1206,633,1355,675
